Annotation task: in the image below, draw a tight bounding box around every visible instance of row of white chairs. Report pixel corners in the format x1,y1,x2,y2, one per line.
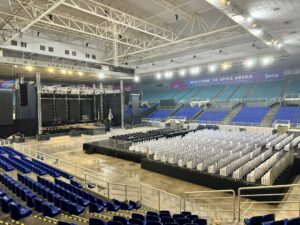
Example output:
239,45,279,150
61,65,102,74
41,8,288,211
246,150,283,183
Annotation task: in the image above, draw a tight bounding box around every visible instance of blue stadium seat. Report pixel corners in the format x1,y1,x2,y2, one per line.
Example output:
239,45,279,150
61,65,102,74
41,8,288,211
147,109,173,120
196,110,229,122
232,107,270,125
172,107,199,119
89,218,105,225
9,201,32,220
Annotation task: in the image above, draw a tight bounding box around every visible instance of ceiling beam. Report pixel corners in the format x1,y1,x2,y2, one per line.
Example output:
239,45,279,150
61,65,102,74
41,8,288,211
151,0,193,23
102,25,247,62
53,0,177,42
3,0,66,44
0,8,150,50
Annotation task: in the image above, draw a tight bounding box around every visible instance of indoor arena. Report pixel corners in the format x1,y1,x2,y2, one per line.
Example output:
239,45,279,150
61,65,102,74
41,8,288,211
0,0,300,225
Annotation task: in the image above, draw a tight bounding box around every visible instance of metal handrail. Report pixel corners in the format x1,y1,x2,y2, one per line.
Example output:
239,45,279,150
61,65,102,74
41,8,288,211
238,184,300,221
184,189,236,222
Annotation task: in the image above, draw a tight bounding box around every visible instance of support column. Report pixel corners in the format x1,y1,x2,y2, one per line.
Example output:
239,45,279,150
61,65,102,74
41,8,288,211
113,26,119,67
93,84,97,121
36,73,42,135
100,83,104,121
120,80,124,128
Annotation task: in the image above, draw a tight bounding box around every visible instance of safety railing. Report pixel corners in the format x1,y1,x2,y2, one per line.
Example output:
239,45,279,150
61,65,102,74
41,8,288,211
238,184,300,222
140,183,182,214
24,136,106,154
0,139,11,146
184,189,236,223
13,143,106,179
193,120,222,125
83,173,140,202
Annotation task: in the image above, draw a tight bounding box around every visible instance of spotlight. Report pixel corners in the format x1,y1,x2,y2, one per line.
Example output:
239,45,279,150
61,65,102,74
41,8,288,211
48,68,54,73
61,70,66,74
78,71,83,76
26,66,33,71
208,64,217,73
244,58,256,68
67,71,73,75
190,67,200,75
134,76,140,83
155,73,162,80
98,72,105,79
13,65,18,68
261,56,274,66
179,69,186,77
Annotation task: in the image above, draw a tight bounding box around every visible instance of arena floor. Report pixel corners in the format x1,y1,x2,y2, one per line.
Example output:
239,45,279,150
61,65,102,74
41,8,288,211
18,127,300,223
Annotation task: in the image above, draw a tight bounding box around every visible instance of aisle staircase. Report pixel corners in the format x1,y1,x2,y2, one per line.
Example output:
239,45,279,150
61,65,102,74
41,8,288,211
261,103,280,127
221,104,242,124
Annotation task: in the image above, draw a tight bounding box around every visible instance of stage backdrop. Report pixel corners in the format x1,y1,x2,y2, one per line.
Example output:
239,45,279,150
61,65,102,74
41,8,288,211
170,70,284,88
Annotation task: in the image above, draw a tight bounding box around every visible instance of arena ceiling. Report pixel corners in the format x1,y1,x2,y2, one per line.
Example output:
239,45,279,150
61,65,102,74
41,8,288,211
0,0,299,80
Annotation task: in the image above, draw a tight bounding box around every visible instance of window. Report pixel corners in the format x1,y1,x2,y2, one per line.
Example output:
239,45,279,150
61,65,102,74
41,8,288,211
21,42,27,48
40,45,45,51
48,47,54,52
72,51,76,56
65,50,69,55
85,53,90,58
92,55,96,59
11,40,17,46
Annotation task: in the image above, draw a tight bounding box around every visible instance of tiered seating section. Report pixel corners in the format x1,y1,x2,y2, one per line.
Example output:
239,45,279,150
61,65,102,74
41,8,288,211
147,109,173,120
130,129,285,184
196,109,229,122
272,106,300,126
246,81,284,99
171,107,200,119
0,145,208,225
232,106,270,125
0,146,73,179
143,78,300,103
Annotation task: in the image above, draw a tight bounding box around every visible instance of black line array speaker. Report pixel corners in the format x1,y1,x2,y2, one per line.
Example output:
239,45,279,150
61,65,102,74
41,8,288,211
20,84,28,106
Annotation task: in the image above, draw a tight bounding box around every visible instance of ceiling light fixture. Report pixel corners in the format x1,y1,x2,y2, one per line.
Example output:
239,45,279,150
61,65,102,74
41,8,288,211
190,67,200,75
244,58,256,68
179,69,187,77
155,73,162,80
26,66,34,71
134,76,140,83
208,64,217,73
164,71,173,79
261,56,274,66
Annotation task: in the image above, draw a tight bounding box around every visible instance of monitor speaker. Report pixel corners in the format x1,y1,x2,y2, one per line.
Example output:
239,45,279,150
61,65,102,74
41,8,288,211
20,84,28,106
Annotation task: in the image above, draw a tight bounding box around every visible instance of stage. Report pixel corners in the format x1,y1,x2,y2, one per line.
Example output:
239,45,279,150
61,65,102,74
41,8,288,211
38,123,106,141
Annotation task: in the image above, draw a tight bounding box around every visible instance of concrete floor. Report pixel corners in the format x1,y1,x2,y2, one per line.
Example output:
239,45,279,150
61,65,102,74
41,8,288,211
16,127,300,223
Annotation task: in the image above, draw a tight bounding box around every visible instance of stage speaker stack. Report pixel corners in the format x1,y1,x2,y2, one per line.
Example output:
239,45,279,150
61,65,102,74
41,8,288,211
131,93,141,124
19,84,28,106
